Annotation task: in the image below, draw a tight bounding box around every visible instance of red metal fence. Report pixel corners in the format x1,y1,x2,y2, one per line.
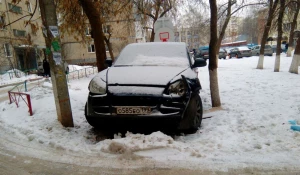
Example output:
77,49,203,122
8,91,33,116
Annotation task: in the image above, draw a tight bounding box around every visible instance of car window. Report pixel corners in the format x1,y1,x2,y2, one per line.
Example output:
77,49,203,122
114,43,190,67
265,45,272,49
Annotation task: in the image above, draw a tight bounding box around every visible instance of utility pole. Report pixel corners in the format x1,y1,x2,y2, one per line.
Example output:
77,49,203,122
39,0,74,127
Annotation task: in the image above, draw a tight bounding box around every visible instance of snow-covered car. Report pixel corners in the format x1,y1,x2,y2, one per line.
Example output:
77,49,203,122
85,42,207,132
228,46,251,58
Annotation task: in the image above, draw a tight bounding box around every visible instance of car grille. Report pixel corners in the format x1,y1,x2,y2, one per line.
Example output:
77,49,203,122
111,96,159,106
90,94,186,115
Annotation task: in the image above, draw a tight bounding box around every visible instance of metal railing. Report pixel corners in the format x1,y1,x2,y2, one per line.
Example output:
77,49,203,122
67,67,97,81
4,66,98,116
8,91,33,116
8,81,32,116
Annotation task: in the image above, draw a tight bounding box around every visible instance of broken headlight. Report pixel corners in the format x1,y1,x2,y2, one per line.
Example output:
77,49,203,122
167,80,187,97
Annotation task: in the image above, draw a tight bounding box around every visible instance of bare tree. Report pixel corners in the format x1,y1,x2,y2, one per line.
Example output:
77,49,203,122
208,0,221,107
289,31,300,74
58,0,132,71
133,0,177,42
39,0,74,127
256,0,279,69
274,0,286,72
286,0,300,57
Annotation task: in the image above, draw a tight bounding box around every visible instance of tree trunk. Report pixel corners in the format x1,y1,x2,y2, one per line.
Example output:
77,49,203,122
257,0,279,69
39,0,74,127
150,27,155,42
209,0,221,107
104,37,114,61
274,0,285,72
289,37,300,74
79,0,107,72
216,0,232,51
287,1,300,57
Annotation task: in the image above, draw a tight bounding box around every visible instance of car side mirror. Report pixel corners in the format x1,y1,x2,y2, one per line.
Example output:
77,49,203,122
105,59,113,67
193,58,207,68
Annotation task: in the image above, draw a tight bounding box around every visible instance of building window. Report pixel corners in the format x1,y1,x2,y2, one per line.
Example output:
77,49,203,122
0,16,5,29
103,25,111,33
8,3,22,14
4,43,12,57
88,44,95,53
26,2,32,13
13,29,26,37
85,27,91,36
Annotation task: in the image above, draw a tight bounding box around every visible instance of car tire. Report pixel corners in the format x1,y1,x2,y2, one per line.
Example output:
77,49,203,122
178,93,203,133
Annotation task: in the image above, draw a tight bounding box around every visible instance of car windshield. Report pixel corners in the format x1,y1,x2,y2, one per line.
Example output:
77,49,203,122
265,45,272,49
114,43,189,67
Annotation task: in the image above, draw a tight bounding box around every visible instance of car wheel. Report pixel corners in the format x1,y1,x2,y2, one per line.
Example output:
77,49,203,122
178,93,203,133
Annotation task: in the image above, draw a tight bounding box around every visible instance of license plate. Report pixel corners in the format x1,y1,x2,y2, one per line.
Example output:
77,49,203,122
116,107,151,114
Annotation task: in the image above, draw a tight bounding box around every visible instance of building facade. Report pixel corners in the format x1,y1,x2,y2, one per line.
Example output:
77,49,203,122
177,28,201,50
0,0,45,73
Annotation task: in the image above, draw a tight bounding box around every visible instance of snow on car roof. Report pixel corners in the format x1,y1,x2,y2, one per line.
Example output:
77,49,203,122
114,42,189,67
237,46,250,50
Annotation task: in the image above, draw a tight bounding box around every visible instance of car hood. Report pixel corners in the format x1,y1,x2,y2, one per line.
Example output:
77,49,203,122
107,66,188,86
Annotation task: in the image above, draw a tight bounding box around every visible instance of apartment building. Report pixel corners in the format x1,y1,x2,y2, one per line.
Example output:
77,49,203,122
177,28,201,50
0,0,45,73
223,16,243,43
60,6,144,65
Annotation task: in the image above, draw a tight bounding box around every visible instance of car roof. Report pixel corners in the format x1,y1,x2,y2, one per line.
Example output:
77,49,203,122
127,42,187,47
237,46,250,50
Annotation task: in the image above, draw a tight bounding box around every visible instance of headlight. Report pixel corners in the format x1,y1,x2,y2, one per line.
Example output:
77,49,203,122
168,80,187,96
88,78,106,94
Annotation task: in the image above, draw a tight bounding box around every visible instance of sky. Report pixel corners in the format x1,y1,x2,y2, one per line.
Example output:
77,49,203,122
0,53,300,172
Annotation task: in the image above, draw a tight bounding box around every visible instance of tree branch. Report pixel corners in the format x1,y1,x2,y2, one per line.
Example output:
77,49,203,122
25,0,39,27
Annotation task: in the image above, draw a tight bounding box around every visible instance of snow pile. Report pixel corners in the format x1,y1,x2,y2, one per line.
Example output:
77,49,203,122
0,69,41,86
101,131,174,154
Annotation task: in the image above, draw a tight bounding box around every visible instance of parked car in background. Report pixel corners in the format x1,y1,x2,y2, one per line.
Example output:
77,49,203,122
85,42,207,133
198,46,209,58
228,47,251,58
219,48,227,59
194,48,227,60
271,44,285,53
251,45,273,56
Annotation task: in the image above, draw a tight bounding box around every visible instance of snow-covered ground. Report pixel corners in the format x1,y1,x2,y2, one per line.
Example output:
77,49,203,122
0,65,91,86
0,54,300,173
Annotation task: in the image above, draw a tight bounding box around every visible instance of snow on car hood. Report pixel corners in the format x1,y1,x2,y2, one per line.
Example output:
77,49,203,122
107,66,188,86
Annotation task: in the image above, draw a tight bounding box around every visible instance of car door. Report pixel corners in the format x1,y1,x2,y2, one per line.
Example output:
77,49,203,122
231,48,238,57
